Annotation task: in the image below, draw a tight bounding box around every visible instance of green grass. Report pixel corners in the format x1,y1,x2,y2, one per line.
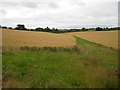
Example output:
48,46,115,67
2,37,118,88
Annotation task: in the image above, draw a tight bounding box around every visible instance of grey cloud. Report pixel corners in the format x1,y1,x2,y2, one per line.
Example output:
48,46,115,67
48,2,59,8
0,9,7,16
83,2,117,19
0,2,38,9
67,0,86,7
21,2,38,8
72,0,86,6
77,2,86,6
0,2,19,7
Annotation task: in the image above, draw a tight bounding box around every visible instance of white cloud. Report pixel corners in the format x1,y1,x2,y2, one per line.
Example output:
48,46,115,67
0,0,118,29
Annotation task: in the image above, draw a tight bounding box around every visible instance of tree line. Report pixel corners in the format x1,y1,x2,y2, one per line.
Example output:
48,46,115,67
0,24,120,33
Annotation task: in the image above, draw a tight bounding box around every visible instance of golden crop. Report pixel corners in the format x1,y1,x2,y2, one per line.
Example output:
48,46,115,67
2,29,76,50
68,31,118,49
2,29,118,50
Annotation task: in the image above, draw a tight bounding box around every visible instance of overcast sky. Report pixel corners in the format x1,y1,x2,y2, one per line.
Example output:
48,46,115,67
0,0,119,29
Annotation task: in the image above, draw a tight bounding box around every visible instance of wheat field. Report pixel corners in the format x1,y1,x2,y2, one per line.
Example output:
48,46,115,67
2,29,119,50
68,31,118,49
2,29,76,50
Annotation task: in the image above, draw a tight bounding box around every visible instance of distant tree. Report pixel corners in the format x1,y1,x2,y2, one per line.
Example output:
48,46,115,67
106,27,109,30
44,27,51,32
51,27,56,32
51,28,59,33
81,27,86,31
15,24,26,30
35,27,44,31
29,29,35,31
117,27,120,30
81,27,88,31
87,28,94,31
2,26,7,29
51,27,56,31
104,27,109,31
96,27,103,31
8,27,13,29
69,29,77,32
113,27,120,30
55,28,59,32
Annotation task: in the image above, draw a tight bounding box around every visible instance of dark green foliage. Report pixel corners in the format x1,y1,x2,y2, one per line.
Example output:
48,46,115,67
29,29,35,31
81,27,88,31
44,27,51,32
96,27,103,31
1,24,120,33
1,26,7,29
8,27,13,29
15,24,27,30
35,27,44,31
20,46,79,54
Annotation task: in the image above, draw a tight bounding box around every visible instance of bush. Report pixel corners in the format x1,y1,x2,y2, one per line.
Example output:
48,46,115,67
2,26,7,29
15,24,26,30
96,27,103,31
20,46,80,53
8,27,13,29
